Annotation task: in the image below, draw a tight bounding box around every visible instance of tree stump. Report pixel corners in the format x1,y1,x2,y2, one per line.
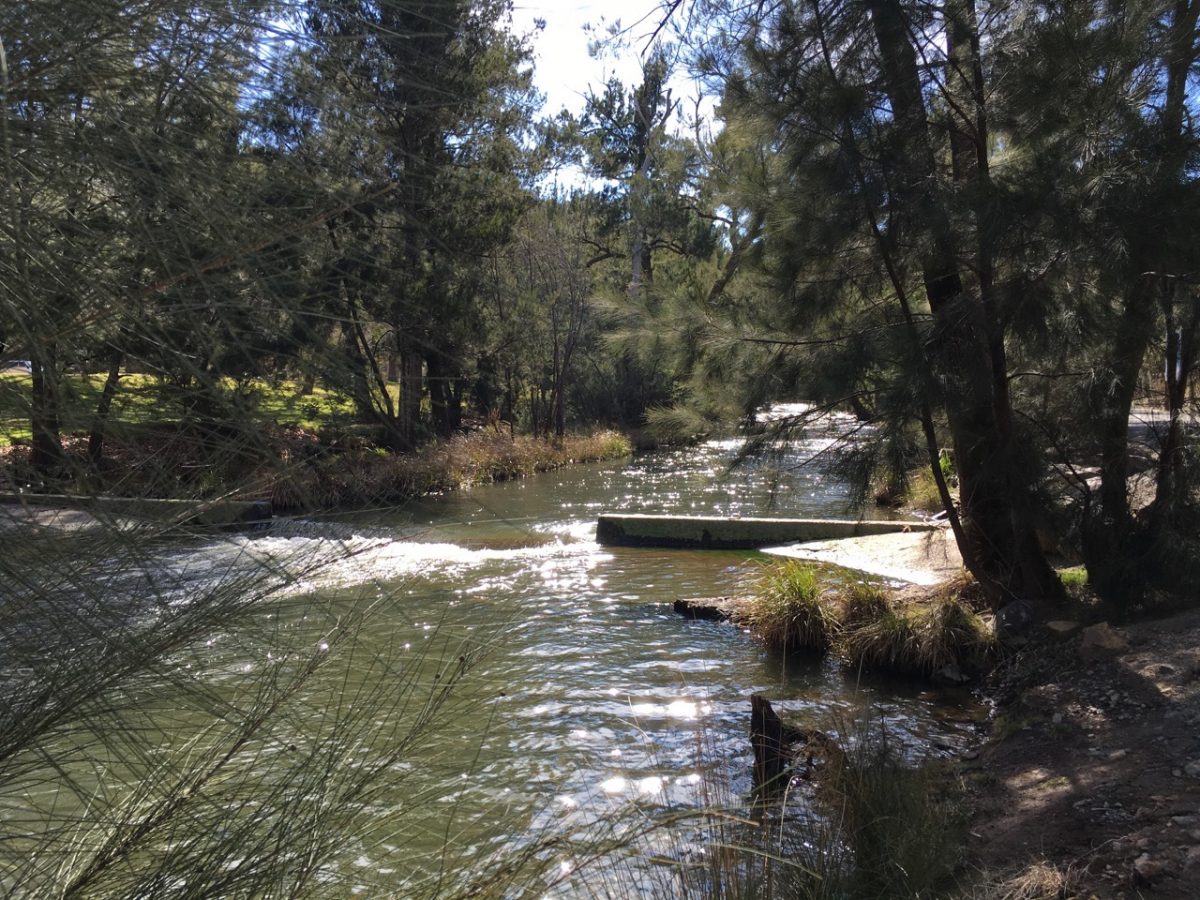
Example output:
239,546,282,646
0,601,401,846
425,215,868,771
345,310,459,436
750,694,791,796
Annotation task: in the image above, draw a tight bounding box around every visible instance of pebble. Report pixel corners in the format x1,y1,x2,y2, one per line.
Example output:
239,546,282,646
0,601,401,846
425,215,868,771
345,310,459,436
1173,768,1184,777
1185,760,1200,778
1187,847,1200,871
1052,712,1063,725
1109,749,1128,760
1137,837,1153,850
1171,815,1199,827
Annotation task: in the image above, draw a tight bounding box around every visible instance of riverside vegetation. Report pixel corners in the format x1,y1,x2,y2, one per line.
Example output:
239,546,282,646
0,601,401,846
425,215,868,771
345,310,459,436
746,562,995,679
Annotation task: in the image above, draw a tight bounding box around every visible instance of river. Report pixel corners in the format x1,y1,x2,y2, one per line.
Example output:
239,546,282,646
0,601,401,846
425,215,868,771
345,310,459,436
36,427,983,895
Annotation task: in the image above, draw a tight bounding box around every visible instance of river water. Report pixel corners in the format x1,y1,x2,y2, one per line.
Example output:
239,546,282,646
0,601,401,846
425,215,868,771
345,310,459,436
114,428,982,894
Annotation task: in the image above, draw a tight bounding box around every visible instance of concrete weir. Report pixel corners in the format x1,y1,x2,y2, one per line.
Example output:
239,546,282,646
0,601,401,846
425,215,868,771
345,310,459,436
0,492,271,528
595,513,936,550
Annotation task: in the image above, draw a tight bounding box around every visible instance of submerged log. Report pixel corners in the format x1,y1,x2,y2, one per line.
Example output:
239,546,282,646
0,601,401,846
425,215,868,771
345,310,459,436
673,596,752,623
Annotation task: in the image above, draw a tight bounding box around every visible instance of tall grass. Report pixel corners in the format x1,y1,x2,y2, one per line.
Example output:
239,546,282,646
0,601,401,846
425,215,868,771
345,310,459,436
743,565,996,679
746,562,838,653
637,714,967,899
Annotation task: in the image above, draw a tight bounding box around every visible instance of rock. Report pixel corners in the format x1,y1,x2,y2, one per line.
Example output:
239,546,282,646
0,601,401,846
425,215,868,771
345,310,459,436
1174,768,1184,778
1137,837,1153,851
1079,622,1128,657
961,747,980,761
1052,713,1064,725
1045,619,1081,639
1171,815,1200,828
1186,760,1200,779
1109,749,1129,760
996,600,1033,640
1134,853,1166,882
1186,846,1200,872
674,597,741,622
936,663,970,685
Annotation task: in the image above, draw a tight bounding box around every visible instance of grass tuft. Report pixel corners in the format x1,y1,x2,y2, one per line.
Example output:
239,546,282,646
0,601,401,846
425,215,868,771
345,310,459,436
838,581,891,626
840,594,994,677
910,598,996,673
839,604,920,672
747,562,838,653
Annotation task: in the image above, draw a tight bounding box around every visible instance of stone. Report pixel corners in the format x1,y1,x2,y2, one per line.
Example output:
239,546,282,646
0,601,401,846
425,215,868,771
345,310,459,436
1109,749,1129,760
1186,760,1200,779
1134,853,1165,881
1171,815,1199,828
1186,847,1200,872
936,663,969,685
1052,713,1064,725
1045,619,1082,639
674,597,738,622
1080,622,1128,656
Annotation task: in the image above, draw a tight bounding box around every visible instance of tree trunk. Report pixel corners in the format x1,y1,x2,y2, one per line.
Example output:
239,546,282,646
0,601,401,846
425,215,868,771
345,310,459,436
1152,285,1199,530
87,349,123,469
397,343,422,450
427,351,453,439
30,346,65,477
868,0,1062,614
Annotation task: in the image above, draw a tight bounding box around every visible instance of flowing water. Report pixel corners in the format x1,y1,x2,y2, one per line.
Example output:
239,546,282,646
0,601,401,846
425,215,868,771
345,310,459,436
100,426,984,893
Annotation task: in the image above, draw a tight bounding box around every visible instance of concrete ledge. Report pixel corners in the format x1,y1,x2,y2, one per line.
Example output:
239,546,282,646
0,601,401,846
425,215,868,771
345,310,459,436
596,513,935,549
0,492,271,528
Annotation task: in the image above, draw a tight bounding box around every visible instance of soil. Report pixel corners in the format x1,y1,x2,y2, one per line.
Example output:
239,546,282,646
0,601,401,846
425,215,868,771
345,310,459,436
965,610,1200,897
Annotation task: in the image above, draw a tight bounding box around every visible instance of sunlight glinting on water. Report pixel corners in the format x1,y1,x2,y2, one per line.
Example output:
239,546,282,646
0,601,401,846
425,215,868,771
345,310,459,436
132,426,982,891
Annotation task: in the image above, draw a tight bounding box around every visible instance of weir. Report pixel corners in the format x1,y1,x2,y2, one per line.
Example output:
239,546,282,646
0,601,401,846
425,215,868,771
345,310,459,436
595,513,936,550
0,492,271,528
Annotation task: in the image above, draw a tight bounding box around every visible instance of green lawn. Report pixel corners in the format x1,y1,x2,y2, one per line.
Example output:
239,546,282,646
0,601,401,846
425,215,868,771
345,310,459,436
0,372,357,445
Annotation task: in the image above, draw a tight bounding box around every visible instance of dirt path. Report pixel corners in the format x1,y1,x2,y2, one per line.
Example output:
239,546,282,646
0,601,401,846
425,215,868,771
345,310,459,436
966,610,1200,897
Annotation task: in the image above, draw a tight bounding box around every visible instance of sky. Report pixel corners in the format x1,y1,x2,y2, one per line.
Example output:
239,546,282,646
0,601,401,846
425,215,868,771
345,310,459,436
507,1,706,123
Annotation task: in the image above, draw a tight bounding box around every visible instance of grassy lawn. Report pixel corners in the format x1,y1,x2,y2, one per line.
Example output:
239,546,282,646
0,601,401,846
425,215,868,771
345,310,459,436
0,371,357,445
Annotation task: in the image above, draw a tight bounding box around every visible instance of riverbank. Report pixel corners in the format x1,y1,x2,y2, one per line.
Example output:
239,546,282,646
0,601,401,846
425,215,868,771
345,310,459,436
962,608,1200,898
0,426,633,512
676,547,1200,896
